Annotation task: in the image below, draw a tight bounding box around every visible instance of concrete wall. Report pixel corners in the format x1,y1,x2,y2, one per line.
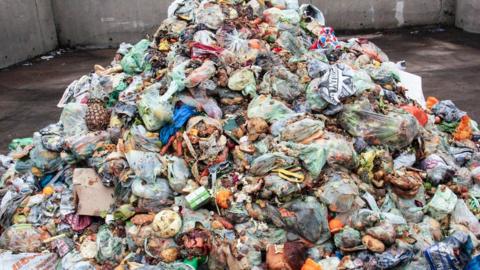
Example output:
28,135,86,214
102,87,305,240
52,0,169,48
0,0,58,68
309,0,455,30
456,0,480,33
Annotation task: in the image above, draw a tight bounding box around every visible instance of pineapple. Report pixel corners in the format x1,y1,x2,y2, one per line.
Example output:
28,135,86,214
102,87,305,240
85,99,110,131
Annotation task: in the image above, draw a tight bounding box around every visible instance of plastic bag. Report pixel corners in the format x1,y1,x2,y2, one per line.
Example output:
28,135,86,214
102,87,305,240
125,150,163,183
263,174,303,199
0,224,43,253
333,227,362,250
263,8,300,31
427,186,458,220
319,170,362,213
228,68,256,92
307,64,355,107
340,99,419,149
60,103,88,137
282,196,330,243
96,225,124,263
39,123,65,152
375,247,414,269
261,67,302,102
451,199,480,236
67,131,110,160
138,83,174,131
167,156,191,193
280,118,324,143
195,2,224,30
184,60,216,88
29,132,62,173
128,125,162,152
120,39,151,74
424,231,473,270
132,177,172,200
247,95,295,123
250,152,297,176
57,75,91,107
159,104,198,145
421,154,455,185
0,252,58,270
432,100,466,122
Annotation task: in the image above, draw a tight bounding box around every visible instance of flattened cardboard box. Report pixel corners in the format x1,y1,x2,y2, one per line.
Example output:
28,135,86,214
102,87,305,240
73,168,115,216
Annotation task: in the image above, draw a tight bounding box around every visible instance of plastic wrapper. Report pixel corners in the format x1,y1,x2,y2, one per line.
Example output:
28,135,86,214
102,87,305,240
0,224,44,252
375,247,414,269
424,231,473,270
340,99,420,149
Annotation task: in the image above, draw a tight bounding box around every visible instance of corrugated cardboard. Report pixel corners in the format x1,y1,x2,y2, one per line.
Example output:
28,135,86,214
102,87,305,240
73,168,115,216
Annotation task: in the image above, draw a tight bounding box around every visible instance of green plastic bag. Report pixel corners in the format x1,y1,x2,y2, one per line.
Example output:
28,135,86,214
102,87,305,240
340,99,419,150
247,95,294,123
120,39,151,74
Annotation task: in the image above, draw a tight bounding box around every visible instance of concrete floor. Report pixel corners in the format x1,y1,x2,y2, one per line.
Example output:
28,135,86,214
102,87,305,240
0,27,479,151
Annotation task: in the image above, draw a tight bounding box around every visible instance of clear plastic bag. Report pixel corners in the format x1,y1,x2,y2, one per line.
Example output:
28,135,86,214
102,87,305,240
125,150,163,183
67,131,110,161
30,132,62,173
132,177,172,200
128,125,162,152
60,103,88,137
427,186,458,220
280,118,324,143
184,60,216,88
261,67,302,102
167,156,191,193
282,196,330,243
247,95,295,123
340,99,420,149
451,199,480,237
138,83,174,131
96,225,125,263
120,39,151,75
250,152,297,176
0,252,58,269
319,170,362,213
0,224,43,252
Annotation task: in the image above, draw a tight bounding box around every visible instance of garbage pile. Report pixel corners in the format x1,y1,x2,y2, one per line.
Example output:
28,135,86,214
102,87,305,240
2,0,480,269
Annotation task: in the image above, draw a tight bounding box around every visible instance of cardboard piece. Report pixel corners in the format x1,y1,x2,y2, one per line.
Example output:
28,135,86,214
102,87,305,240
73,168,115,216
399,70,426,109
